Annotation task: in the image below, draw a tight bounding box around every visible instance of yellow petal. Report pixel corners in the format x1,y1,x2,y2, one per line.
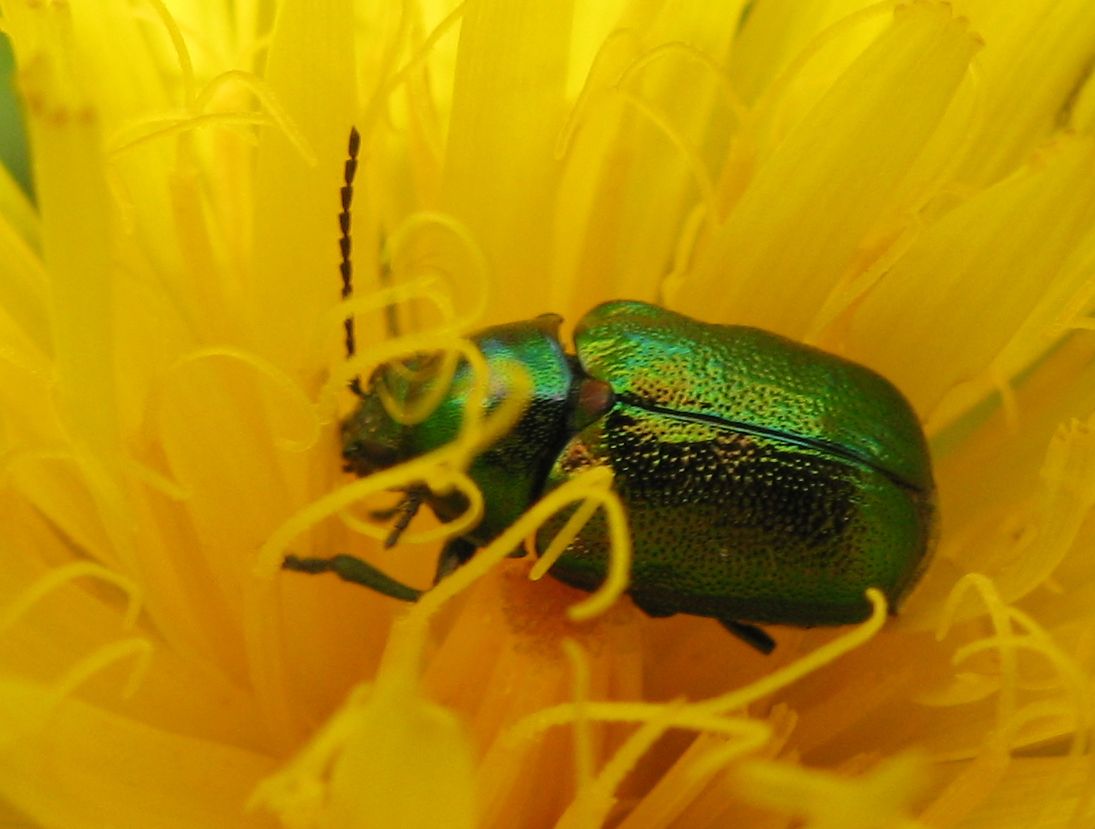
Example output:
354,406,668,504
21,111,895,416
845,137,1095,416
251,0,356,370
952,0,1095,186
0,679,274,828
442,0,573,320
681,1,981,338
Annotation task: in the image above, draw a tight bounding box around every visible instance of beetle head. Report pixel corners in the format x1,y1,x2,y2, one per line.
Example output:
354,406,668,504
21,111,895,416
340,388,405,476
340,355,448,476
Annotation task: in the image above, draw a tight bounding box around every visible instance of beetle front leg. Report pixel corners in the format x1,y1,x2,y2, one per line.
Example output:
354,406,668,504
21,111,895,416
283,554,422,602
433,537,478,585
366,486,428,549
432,537,529,585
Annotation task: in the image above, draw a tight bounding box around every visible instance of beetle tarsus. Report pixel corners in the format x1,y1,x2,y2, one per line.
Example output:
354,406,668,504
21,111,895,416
384,487,427,548
717,618,776,654
283,553,422,602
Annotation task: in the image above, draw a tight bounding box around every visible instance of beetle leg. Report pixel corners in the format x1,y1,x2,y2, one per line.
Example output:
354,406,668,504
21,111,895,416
283,554,422,602
716,619,776,654
383,486,428,549
433,537,478,584
633,593,775,653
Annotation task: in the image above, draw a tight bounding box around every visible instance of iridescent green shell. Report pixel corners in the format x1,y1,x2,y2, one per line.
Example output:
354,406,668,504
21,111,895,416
535,301,935,625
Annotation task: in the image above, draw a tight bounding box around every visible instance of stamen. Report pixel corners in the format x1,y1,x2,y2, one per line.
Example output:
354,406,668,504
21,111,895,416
47,638,153,706
563,640,595,828
163,347,320,452
0,561,143,634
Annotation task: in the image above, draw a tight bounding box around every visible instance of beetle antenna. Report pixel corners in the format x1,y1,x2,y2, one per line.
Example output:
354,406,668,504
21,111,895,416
378,237,400,339
340,126,364,397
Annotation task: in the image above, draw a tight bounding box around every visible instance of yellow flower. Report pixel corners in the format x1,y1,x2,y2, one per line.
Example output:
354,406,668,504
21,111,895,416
1,0,1094,826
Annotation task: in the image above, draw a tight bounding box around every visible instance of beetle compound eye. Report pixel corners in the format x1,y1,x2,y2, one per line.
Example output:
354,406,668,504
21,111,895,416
343,439,399,472
568,377,615,433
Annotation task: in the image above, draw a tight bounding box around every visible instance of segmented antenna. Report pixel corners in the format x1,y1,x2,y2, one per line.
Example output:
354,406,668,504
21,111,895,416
340,126,364,397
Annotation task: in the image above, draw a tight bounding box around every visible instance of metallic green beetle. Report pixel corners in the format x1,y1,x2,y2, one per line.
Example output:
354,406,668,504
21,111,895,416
286,299,936,653
283,132,936,654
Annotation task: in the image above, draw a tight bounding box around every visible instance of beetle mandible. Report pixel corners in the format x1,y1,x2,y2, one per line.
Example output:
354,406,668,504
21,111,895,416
283,129,936,653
